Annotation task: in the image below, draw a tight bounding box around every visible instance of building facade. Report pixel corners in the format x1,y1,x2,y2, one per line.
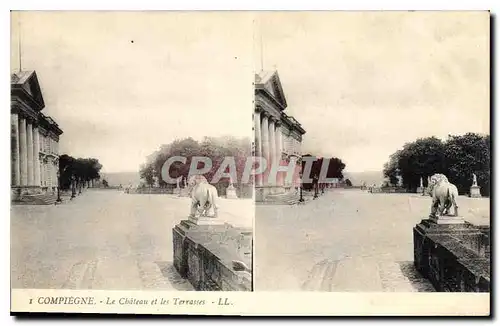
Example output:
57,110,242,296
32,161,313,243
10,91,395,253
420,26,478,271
254,70,306,202
11,70,63,199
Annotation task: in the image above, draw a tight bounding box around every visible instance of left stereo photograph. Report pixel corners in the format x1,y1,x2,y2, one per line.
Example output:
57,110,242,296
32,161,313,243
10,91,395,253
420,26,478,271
10,11,255,298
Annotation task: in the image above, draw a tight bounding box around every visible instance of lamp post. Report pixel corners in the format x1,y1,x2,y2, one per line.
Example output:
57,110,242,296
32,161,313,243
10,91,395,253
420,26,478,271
56,170,62,203
313,175,319,199
298,171,304,203
71,175,76,199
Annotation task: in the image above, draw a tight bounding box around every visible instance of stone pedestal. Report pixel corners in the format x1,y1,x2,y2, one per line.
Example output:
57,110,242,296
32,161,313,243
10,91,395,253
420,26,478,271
188,215,226,226
429,215,465,225
469,185,482,198
413,218,490,292
226,185,238,199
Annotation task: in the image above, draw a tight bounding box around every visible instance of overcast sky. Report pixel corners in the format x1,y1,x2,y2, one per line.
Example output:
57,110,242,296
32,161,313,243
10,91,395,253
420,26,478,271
11,11,254,173
257,11,490,172
12,12,489,173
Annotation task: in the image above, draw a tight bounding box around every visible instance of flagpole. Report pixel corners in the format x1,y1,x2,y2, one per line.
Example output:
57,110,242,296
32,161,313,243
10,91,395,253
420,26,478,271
260,28,264,72
18,13,22,72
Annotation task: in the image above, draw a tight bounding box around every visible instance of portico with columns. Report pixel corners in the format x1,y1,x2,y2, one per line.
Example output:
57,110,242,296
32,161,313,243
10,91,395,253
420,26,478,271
254,70,306,202
11,70,63,199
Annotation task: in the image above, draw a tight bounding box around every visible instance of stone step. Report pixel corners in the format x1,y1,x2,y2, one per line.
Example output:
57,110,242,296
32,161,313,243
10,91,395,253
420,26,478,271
13,193,58,205
262,191,300,205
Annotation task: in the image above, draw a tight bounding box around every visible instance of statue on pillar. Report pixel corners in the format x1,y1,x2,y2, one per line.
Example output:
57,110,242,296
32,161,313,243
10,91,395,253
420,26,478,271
417,176,424,194
470,173,481,198
226,175,238,199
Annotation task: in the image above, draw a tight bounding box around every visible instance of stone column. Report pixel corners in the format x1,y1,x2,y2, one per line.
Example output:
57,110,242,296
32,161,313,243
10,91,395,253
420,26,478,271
268,118,276,183
254,111,262,158
40,159,45,187
11,113,21,186
261,115,270,187
33,127,41,186
261,115,270,163
47,160,52,187
275,122,283,186
19,117,28,186
50,160,54,188
51,159,57,187
254,111,263,186
27,122,34,186
54,159,59,187
275,123,283,164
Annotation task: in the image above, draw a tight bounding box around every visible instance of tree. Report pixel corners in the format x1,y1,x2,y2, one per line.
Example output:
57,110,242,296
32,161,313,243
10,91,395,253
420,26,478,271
345,179,352,187
443,133,490,196
59,154,75,190
58,155,103,190
102,179,109,188
397,137,446,190
139,136,252,196
383,150,400,186
301,154,346,191
139,163,155,187
383,133,490,196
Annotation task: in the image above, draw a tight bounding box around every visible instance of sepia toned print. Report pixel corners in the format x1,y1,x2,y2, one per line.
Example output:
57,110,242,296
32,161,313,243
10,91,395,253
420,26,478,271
10,11,254,294
254,11,490,295
10,10,490,316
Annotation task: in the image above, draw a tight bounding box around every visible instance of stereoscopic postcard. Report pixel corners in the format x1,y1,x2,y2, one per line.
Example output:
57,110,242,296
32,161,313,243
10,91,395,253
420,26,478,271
10,10,490,316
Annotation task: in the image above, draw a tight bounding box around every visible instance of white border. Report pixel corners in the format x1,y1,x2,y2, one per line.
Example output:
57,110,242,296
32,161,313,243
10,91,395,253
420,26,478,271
3,0,498,324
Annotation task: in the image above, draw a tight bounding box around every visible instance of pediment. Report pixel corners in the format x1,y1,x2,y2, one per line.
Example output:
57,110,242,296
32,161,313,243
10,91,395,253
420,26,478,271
255,70,288,109
11,70,45,110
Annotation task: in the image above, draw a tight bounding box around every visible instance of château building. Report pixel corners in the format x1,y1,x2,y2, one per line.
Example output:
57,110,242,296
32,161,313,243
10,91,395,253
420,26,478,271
11,70,63,201
254,70,306,203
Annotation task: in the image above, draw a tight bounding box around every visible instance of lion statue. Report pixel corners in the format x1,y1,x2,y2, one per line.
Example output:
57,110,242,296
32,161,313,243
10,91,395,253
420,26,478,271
428,173,459,218
187,175,219,218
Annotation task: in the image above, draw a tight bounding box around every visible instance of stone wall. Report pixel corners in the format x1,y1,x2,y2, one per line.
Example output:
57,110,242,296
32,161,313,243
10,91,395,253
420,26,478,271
369,187,407,193
413,220,490,292
126,187,173,194
173,220,252,291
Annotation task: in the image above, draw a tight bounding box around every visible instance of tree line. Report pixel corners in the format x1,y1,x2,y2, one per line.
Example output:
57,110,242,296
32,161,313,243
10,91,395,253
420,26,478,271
301,154,346,191
139,136,252,197
383,133,490,196
59,154,103,190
